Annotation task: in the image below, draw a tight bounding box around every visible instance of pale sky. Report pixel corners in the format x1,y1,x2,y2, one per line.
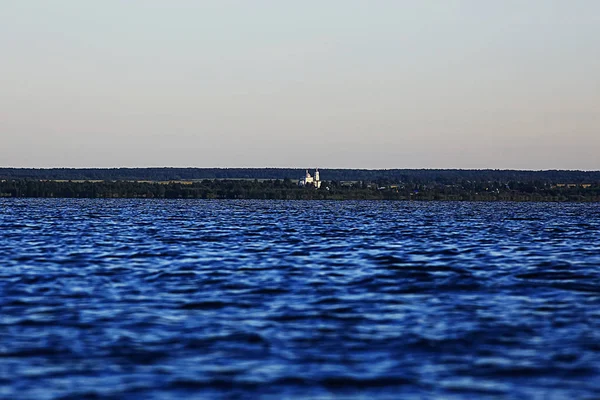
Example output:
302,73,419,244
1,1,599,169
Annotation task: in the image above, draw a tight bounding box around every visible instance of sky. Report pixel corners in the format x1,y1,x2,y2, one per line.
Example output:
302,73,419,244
1,1,599,170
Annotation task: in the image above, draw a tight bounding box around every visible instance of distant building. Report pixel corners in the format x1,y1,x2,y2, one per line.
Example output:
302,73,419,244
299,169,322,188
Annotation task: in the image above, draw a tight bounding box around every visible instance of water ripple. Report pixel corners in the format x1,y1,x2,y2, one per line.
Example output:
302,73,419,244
1,199,599,399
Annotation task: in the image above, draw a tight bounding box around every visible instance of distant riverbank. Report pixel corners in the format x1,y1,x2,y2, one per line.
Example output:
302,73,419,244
2,167,600,183
1,179,599,202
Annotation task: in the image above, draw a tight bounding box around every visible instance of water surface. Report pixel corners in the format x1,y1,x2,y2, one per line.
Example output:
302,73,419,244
1,199,599,399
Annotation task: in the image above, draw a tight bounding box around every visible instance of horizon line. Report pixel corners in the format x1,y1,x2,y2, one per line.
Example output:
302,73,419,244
2,166,600,172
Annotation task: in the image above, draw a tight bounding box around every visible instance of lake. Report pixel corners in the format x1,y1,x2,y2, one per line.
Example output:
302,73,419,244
1,199,599,399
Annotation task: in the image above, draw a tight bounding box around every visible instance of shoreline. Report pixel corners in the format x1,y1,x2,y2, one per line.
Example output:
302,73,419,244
1,178,598,202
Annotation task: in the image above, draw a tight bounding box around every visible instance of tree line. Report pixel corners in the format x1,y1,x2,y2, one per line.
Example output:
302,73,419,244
1,168,600,184
1,179,599,201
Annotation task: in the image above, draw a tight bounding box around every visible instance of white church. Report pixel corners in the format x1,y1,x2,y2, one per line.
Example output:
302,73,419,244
298,169,322,188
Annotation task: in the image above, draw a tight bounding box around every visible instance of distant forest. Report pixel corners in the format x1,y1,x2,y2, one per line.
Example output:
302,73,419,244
1,167,600,184
1,168,599,201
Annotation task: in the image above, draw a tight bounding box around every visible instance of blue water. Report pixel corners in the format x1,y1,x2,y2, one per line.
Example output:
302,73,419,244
1,199,599,399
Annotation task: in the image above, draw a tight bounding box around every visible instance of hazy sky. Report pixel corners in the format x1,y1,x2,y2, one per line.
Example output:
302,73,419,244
1,1,599,169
